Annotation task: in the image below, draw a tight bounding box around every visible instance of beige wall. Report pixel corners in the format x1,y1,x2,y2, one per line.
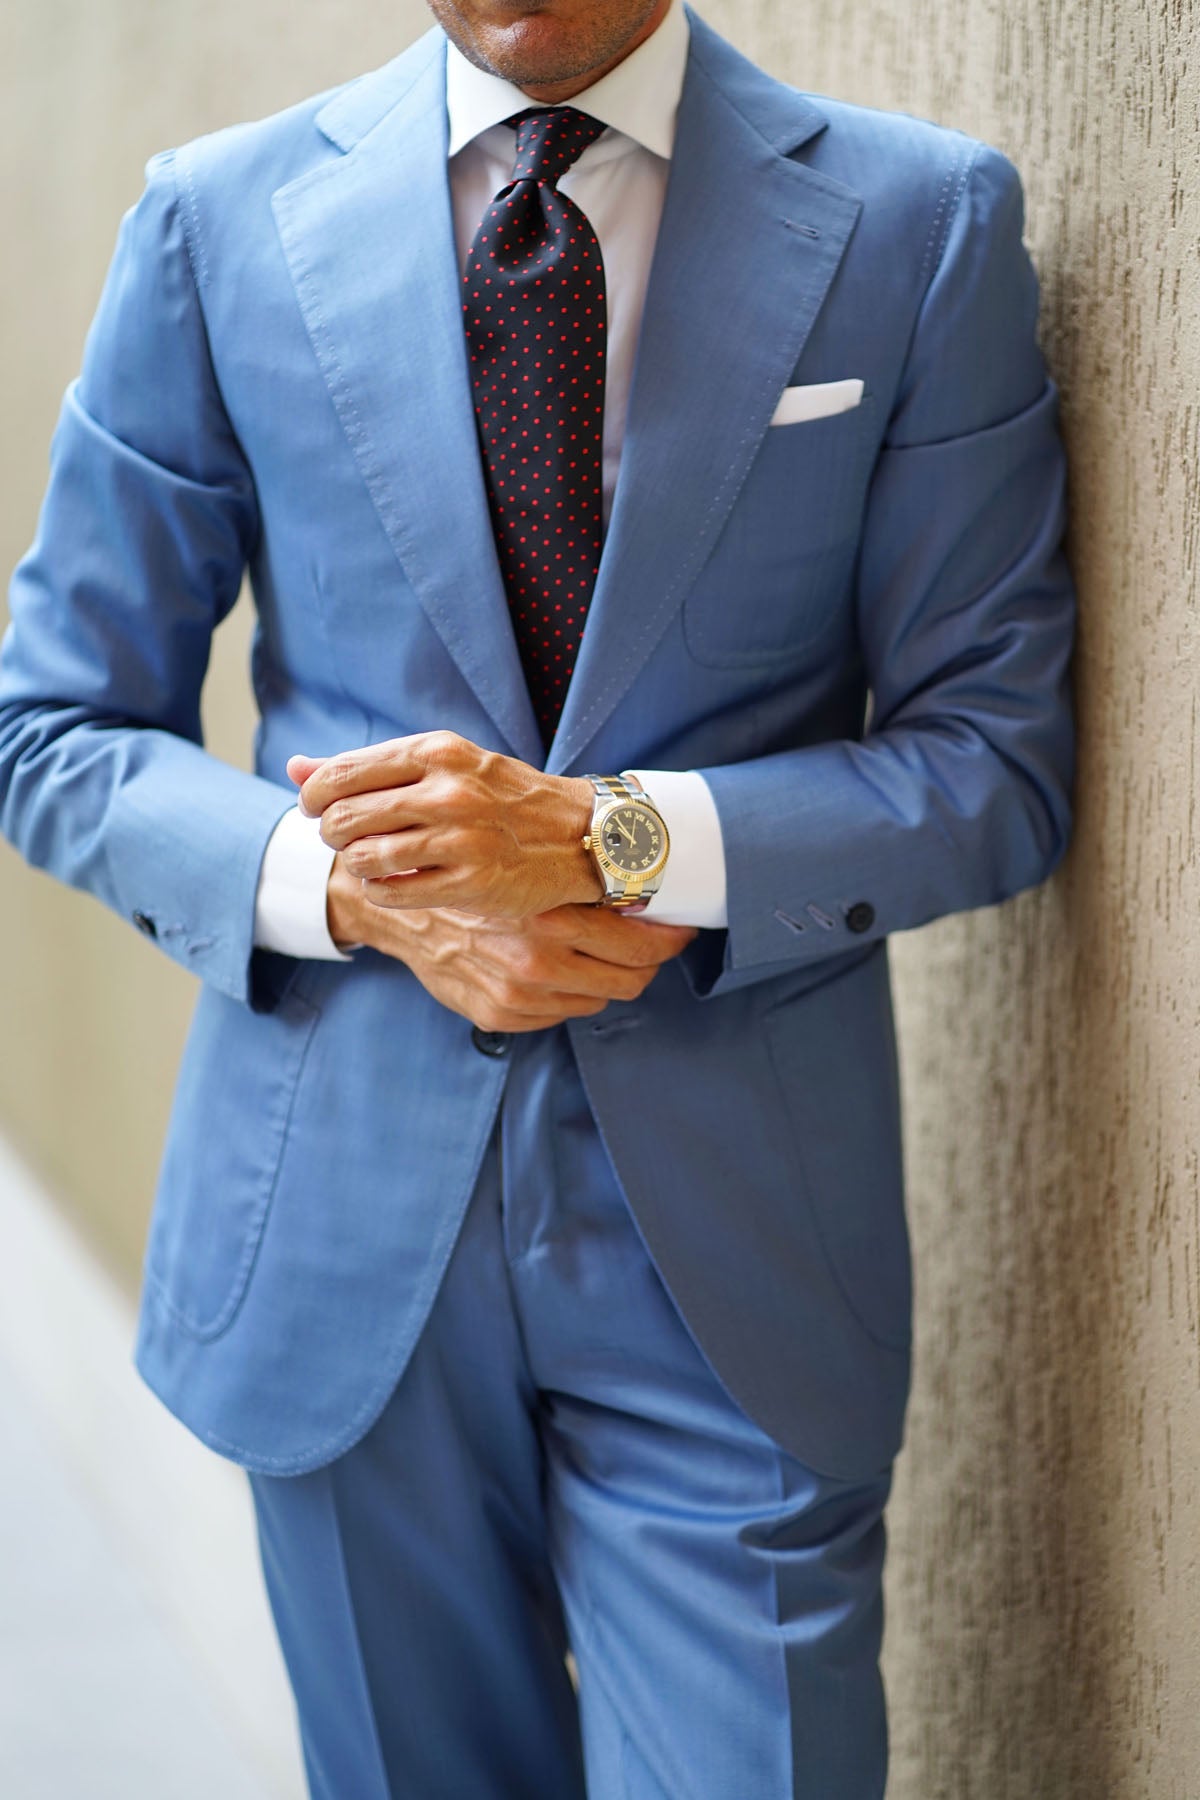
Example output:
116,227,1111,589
0,0,433,1281
3,1,1198,1793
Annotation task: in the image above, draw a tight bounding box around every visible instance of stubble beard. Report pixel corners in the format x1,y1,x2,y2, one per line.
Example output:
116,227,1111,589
426,0,666,91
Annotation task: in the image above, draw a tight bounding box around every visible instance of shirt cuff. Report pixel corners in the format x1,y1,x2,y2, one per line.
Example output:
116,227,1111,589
623,769,728,929
253,805,356,962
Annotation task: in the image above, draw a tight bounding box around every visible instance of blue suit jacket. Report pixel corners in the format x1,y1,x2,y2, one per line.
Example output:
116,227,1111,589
0,11,1074,1480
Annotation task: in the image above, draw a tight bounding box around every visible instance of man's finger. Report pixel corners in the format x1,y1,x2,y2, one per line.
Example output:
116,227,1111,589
340,828,443,879
467,939,653,1004
360,868,461,909
557,907,698,967
319,793,427,852
470,998,609,1032
295,735,428,817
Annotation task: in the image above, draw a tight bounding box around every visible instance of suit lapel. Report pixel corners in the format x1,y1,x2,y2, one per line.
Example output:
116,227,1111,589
547,16,862,774
271,20,863,775
271,33,544,766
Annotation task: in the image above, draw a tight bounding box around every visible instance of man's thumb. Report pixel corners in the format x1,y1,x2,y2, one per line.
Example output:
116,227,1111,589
286,753,324,786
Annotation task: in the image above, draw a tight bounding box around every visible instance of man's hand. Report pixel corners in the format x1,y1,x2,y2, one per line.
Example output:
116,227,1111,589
288,732,603,919
326,851,696,1034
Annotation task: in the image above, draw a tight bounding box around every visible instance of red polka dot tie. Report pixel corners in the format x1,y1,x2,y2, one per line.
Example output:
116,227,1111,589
462,107,608,746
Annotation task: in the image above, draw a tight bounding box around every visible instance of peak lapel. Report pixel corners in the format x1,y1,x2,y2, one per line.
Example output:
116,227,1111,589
546,20,862,775
271,36,543,766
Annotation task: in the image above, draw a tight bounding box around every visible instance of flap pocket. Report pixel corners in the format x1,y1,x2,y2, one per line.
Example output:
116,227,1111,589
144,978,321,1339
761,950,911,1350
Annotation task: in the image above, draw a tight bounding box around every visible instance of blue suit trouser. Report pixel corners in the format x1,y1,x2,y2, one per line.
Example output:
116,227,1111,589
248,1025,891,1799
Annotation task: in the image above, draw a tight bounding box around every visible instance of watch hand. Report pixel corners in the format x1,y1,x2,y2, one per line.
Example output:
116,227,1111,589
615,818,638,847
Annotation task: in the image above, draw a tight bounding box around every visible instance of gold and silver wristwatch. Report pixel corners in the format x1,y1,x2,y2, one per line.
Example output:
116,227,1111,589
581,773,670,912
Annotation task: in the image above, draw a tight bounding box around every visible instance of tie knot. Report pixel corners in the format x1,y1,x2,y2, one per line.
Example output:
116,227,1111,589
506,106,606,187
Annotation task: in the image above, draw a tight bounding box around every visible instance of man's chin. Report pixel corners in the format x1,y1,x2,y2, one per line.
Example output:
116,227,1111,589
429,0,609,86
460,20,597,88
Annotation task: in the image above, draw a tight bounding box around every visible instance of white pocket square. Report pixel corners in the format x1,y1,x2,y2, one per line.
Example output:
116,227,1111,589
770,378,865,426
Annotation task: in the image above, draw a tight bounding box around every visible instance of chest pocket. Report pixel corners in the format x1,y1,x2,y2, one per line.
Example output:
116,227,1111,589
682,395,879,668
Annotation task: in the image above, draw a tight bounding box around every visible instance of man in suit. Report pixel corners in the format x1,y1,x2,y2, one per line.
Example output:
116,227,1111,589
0,0,1074,1791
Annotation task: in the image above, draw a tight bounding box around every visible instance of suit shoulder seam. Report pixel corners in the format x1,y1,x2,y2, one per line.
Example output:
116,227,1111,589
920,140,982,289
168,143,212,296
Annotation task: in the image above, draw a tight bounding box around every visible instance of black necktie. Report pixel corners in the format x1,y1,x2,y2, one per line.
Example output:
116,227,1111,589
462,106,608,745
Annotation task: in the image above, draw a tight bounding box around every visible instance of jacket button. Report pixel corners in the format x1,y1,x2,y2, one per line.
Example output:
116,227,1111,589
845,901,875,935
132,910,157,938
471,1027,512,1058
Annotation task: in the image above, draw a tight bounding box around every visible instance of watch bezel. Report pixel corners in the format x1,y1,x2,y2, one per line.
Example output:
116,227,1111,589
586,798,671,885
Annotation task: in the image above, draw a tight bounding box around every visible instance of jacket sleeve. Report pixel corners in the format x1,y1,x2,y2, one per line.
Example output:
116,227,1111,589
683,143,1076,1000
0,151,296,1007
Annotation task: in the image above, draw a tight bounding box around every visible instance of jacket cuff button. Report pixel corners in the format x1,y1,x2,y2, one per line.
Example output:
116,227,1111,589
845,901,875,934
132,910,158,939
471,1027,512,1058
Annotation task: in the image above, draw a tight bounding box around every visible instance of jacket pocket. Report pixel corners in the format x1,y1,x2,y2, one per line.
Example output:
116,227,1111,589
143,974,321,1340
682,396,878,667
761,947,912,1351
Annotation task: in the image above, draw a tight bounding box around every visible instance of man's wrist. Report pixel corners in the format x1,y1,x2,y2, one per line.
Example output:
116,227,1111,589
559,774,606,905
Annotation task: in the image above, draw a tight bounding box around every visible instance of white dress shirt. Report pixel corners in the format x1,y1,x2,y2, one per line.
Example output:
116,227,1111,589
254,0,728,960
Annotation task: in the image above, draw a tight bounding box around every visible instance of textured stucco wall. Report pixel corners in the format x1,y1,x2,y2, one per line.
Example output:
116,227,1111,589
2,3,1197,1793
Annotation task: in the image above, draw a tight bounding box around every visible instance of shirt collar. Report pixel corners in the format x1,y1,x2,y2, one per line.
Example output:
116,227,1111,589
445,0,689,161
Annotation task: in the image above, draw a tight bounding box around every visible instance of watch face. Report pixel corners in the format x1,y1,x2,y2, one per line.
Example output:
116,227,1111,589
600,805,664,876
